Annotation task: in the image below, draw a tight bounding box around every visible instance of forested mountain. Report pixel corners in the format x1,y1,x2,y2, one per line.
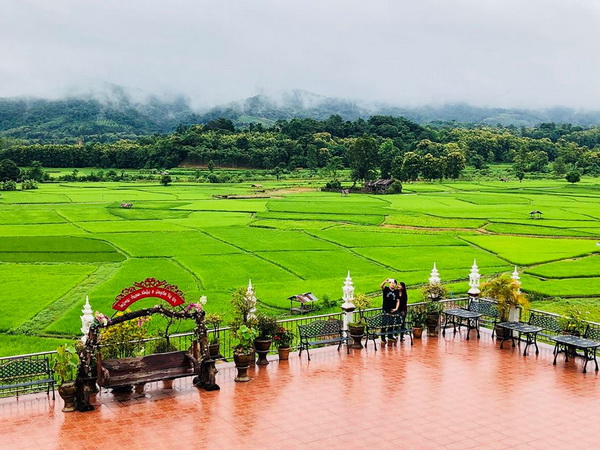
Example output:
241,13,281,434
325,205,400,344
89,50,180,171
3,88,600,145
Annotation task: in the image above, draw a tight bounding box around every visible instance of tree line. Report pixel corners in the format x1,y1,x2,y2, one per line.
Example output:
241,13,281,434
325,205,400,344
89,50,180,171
1,116,600,184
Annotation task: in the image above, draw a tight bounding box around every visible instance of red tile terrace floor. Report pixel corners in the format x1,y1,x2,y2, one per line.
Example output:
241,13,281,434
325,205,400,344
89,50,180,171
2,329,600,450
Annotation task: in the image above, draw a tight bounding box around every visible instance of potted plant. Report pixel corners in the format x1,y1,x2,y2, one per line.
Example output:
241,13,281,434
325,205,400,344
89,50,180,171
559,306,587,336
233,325,258,382
273,326,294,360
52,344,80,412
424,298,444,337
348,293,372,349
409,306,428,339
255,313,279,365
205,313,223,358
481,275,529,339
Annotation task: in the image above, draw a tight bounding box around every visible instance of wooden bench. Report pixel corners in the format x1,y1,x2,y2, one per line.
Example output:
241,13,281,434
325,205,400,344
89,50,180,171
365,313,413,350
97,350,200,389
552,325,600,373
0,357,55,399
298,319,349,361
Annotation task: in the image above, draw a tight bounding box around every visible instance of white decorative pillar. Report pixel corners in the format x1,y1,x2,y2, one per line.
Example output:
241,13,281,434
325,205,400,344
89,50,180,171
246,279,257,320
341,271,356,332
429,263,441,284
468,259,481,297
80,296,94,343
510,267,521,321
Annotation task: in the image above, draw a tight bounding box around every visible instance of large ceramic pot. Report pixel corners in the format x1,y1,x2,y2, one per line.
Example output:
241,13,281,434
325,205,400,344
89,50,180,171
278,347,291,361
254,339,272,366
58,382,77,413
348,324,365,349
233,351,253,382
426,314,440,337
209,342,221,359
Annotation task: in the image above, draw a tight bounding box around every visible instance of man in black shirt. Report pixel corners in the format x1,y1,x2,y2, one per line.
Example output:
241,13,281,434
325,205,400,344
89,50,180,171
380,278,400,345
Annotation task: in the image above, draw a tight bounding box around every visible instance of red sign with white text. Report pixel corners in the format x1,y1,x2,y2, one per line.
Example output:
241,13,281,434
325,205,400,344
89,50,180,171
112,278,186,311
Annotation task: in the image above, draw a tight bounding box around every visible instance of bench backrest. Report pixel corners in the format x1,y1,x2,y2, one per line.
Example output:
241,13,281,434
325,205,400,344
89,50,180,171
468,300,498,318
365,313,404,329
298,319,343,338
529,313,561,334
0,358,51,382
101,350,191,377
584,325,600,342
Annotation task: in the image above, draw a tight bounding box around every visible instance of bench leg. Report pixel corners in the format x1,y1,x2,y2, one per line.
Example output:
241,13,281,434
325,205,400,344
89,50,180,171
553,343,560,365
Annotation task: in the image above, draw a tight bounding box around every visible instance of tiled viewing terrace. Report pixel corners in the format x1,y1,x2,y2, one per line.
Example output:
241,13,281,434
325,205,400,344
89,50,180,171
2,329,599,449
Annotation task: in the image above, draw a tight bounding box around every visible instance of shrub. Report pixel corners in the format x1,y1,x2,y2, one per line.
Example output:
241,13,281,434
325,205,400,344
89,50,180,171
21,179,38,190
387,180,403,194
0,180,17,191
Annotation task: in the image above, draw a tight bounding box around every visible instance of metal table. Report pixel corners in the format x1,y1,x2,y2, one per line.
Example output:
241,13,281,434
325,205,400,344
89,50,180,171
442,308,482,340
497,321,543,356
550,334,600,373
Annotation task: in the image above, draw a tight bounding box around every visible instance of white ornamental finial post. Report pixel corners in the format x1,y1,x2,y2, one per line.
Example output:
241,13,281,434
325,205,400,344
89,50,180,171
246,279,257,320
468,259,481,297
512,266,521,294
80,295,94,343
341,271,356,332
429,263,441,285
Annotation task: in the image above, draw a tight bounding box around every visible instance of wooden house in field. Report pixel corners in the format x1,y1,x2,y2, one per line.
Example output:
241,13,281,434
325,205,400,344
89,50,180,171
288,292,318,314
529,210,543,219
365,179,394,194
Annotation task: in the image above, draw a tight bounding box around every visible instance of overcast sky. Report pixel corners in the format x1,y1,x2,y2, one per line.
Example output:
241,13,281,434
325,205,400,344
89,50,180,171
2,0,600,109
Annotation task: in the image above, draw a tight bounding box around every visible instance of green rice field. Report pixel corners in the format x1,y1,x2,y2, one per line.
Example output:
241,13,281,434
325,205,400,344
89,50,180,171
1,177,599,356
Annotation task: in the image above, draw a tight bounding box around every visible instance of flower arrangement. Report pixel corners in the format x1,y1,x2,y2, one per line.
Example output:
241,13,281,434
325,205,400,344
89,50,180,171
98,310,151,359
184,302,204,315
273,326,294,349
93,311,110,327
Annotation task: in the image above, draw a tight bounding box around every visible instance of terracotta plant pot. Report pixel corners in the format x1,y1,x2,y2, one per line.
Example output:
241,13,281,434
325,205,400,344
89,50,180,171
162,379,174,389
58,382,77,413
278,347,290,361
233,351,253,382
254,339,272,366
413,327,424,339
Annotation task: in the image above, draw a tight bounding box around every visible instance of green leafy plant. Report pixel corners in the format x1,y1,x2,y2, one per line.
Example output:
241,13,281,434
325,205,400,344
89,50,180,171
256,313,279,340
424,300,444,315
233,325,258,354
52,344,80,385
151,338,178,354
273,326,294,349
230,287,256,329
481,275,530,321
559,305,587,335
349,293,372,326
205,313,223,344
409,306,428,328
421,282,448,301
98,310,151,359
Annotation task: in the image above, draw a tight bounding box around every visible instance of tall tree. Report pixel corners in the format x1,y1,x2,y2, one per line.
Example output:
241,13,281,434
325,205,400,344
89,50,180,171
348,135,379,184
378,139,400,179
0,159,20,182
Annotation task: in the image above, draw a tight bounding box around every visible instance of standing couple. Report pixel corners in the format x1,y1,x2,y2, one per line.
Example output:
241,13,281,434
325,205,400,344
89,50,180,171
380,278,408,345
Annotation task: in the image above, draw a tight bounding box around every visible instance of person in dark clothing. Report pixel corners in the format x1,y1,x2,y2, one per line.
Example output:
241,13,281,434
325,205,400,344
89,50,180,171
397,281,408,316
380,278,400,345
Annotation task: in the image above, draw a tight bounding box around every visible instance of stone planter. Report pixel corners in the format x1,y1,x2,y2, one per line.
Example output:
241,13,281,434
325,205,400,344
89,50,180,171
209,342,221,359
58,382,77,413
426,314,440,337
348,324,365,349
254,339,272,366
233,352,253,382
278,347,291,361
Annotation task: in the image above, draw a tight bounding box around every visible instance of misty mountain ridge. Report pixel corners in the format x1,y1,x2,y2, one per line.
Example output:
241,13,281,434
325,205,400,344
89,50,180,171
2,85,600,143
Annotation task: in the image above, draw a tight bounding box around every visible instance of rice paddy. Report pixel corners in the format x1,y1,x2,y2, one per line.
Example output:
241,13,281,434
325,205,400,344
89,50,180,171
1,177,599,356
